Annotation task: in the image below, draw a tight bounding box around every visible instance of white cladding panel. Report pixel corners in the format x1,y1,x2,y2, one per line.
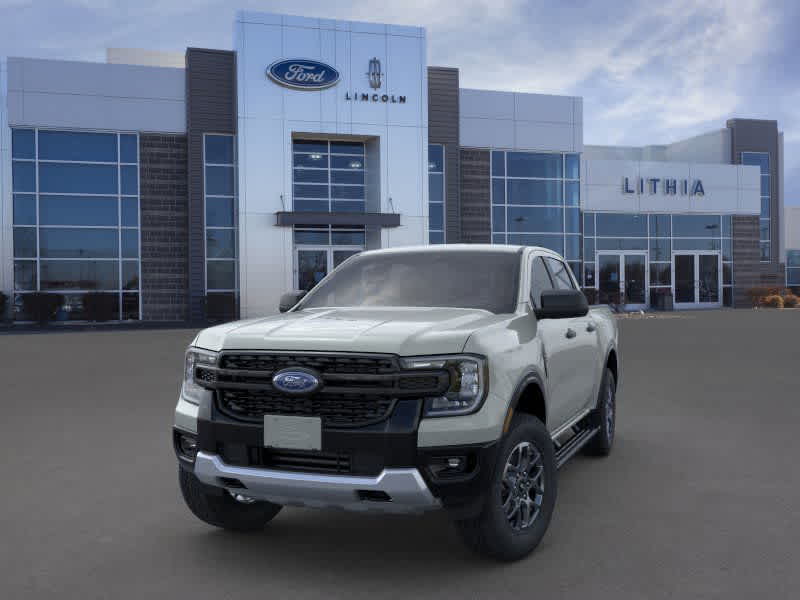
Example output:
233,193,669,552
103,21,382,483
582,158,760,215
236,11,428,318
784,206,800,250
6,58,185,132
459,88,581,152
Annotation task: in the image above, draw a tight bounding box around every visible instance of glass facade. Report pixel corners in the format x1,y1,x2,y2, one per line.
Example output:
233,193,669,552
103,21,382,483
584,212,733,306
787,250,800,288
204,134,238,295
742,152,770,261
491,150,581,279
428,144,444,244
292,140,365,212
11,128,141,320
293,225,365,291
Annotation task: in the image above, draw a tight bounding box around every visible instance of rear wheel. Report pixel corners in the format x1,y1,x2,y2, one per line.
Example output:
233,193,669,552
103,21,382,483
179,468,282,532
585,368,616,456
455,414,557,561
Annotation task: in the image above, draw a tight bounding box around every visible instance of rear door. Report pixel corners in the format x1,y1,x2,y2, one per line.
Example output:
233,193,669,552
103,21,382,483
531,255,598,430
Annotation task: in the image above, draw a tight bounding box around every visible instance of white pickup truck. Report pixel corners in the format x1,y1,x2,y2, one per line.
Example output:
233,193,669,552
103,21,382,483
174,245,620,561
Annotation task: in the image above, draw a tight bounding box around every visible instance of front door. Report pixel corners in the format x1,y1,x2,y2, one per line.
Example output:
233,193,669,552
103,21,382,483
597,252,648,309
672,252,721,309
295,247,362,291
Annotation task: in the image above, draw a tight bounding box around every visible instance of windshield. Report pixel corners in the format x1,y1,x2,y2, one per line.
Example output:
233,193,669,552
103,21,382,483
297,250,521,314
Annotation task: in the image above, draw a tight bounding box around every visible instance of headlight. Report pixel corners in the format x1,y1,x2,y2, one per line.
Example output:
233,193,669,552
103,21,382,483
181,348,218,405
401,355,488,418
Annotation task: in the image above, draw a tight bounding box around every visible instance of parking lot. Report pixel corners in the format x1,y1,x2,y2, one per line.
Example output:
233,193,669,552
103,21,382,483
1,309,799,599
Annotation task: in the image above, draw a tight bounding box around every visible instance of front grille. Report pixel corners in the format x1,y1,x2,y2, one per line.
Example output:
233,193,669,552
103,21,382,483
203,352,449,428
219,389,396,427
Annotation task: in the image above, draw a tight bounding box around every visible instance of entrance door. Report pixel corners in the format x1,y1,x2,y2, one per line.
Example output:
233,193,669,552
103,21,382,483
295,247,362,291
672,252,721,309
596,252,648,309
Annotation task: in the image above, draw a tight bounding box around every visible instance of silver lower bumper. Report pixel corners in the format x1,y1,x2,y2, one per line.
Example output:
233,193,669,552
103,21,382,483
193,451,441,514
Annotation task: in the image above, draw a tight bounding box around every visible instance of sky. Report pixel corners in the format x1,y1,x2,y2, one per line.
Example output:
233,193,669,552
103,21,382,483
1,0,798,205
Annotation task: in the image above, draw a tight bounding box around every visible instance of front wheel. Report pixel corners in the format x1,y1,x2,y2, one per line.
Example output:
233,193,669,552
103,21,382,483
455,414,557,561
179,468,282,532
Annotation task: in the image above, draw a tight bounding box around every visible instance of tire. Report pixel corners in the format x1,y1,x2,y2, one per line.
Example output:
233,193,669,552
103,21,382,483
584,368,616,456
455,414,557,561
179,468,282,532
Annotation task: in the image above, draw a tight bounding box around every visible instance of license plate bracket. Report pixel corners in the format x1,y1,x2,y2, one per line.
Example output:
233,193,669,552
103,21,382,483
263,415,322,451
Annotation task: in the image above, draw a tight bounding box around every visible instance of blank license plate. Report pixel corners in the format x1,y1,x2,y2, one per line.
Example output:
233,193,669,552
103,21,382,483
263,415,321,451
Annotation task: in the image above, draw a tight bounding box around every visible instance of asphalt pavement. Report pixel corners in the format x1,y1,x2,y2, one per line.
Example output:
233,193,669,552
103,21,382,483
1,309,799,599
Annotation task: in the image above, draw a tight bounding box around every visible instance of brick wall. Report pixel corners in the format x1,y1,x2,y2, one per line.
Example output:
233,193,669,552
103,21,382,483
460,149,491,243
732,215,787,307
139,134,189,321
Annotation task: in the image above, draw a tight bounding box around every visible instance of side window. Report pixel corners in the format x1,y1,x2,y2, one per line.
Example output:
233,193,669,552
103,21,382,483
544,257,576,290
530,256,555,307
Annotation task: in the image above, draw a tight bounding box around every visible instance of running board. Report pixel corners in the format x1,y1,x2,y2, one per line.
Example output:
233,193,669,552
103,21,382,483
554,426,600,469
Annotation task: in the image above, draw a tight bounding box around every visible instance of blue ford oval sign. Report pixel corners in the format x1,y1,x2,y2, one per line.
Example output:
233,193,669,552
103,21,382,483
267,59,340,90
272,369,321,394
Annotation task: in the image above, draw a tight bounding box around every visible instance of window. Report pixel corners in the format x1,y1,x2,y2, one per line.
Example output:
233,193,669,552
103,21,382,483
788,250,800,288
428,144,445,243
204,134,237,294
11,128,140,320
583,212,734,306
544,257,576,290
742,152,770,261
530,256,555,307
492,150,581,282
292,140,365,212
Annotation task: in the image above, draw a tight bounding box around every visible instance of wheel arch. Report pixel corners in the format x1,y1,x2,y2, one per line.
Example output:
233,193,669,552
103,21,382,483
504,371,548,433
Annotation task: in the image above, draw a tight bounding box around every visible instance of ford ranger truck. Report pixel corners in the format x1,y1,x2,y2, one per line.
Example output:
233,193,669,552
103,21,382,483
173,245,620,561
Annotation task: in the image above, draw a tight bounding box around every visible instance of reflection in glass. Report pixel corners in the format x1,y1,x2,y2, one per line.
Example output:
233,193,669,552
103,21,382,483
40,261,119,290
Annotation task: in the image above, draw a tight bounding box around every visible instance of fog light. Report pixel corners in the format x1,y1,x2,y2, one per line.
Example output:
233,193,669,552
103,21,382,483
428,455,469,478
447,457,463,469
178,433,198,459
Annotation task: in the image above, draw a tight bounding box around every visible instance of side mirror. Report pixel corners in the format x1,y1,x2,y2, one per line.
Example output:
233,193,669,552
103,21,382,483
279,290,307,313
535,289,589,319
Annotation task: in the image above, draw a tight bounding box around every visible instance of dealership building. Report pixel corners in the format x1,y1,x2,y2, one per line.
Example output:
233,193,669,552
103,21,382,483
0,11,794,322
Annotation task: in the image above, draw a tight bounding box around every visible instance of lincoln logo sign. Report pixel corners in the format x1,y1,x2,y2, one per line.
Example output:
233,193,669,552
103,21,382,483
623,177,705,196
267,59,340,90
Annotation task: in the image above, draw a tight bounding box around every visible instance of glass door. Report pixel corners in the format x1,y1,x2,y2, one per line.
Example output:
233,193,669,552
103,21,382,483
295,247,362,291
296,248,329,292
597,252,648,309
623,254,647,306
597,254,621,305
672,252,721,309
698,254,720,303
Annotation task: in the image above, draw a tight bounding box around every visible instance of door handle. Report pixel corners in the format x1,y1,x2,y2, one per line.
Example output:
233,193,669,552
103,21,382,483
565,328,577,339
586,322,596,333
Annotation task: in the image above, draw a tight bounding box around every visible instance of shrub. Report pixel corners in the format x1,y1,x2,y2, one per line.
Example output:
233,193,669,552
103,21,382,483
762,295,784,309
0,292,7,322
782,294,799,308
83,292,118,322
21,293,64,324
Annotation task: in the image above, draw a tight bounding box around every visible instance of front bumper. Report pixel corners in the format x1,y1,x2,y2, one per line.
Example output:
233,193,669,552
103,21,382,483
177,396,500,516
194,451,440,514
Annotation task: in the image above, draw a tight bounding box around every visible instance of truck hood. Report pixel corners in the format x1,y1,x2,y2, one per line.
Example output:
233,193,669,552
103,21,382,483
193,307,511,356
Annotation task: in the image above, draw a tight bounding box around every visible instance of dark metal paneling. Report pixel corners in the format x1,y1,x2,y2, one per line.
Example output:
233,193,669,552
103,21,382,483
186,48,237,322
459,149,491,243
727,119,782,272
427,67,461,242
275,211,401,227
139,134,189,321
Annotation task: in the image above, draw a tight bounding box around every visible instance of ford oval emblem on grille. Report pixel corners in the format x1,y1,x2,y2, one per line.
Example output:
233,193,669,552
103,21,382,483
272,369,321,395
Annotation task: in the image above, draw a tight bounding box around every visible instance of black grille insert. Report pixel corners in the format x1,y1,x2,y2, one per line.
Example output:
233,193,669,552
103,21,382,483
205,352,449,427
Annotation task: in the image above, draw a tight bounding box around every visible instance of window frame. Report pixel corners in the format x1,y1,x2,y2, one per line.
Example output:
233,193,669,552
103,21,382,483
10,127,141,321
